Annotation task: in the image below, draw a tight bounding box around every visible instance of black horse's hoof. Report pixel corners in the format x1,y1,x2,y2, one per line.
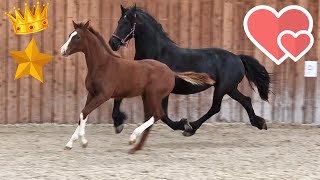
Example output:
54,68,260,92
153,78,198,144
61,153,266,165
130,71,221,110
115,124,124,134
252,116,267,130
180,118,192,131
182,130,195,137
180,119,196,137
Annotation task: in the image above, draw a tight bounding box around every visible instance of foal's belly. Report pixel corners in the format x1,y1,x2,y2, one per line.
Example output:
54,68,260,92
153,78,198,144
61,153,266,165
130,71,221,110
172,78,212,95
111,85,145,98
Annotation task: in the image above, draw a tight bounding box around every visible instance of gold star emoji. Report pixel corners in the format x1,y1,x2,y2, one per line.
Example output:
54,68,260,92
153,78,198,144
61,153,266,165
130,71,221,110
9,38,54,83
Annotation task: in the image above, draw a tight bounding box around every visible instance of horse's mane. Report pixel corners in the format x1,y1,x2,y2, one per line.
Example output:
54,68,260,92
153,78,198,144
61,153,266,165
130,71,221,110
136,7,176,44
78,23,121,58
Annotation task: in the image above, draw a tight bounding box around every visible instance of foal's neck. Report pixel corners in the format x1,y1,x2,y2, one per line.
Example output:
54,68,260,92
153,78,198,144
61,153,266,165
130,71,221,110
83,33,112,72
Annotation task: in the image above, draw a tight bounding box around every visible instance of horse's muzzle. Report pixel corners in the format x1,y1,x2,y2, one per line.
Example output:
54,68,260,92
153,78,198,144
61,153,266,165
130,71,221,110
109,38,121,51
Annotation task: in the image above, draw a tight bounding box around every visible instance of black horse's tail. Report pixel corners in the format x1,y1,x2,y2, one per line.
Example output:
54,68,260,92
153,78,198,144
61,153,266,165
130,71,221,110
238,54,271,101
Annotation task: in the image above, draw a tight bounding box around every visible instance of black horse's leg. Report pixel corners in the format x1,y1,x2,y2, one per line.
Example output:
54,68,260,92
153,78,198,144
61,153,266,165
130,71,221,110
228,89,267,130
160,96,187,130
182,85,228,136
112,98,127,134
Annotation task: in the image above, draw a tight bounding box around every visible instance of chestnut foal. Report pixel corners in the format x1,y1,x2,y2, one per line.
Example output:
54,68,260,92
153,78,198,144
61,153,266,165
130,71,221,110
60,21,215,153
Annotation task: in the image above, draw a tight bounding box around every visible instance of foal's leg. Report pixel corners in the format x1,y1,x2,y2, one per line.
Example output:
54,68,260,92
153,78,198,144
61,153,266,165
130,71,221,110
129,95,163,153
112,98,127,134
129,95,152,145
228,89,267,130
65,93,109,150
129,116,154,148
160,96,187,131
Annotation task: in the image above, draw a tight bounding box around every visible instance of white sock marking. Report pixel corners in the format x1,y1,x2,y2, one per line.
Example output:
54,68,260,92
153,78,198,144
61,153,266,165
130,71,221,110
65,113,89,148
130,117,155,142
79,113,88,145
65,126,79,148
60,31,77,55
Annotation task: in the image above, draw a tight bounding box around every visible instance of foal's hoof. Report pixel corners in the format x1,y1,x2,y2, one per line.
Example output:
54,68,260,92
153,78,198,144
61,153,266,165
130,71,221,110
115,124,124,134
252,116,268,130
64,146,72,150
129,139,136,145
128,148,137,154
81,142,88,148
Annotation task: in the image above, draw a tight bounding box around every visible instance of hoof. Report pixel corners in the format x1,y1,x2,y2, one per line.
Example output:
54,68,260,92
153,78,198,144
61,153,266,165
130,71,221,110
128,148,137,154
81,142,88,148
182,130,195,137
252,116,267,130
64,146,72,150
115,124,124,134
262,122,267,130
181,119,196,137
129,139,136,145
180,118,192,131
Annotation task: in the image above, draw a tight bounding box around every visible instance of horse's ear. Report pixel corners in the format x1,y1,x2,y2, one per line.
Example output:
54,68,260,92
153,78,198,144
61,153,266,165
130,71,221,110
132,4,136,12
72,20,77,29
84,20,90,29
120,5,126,15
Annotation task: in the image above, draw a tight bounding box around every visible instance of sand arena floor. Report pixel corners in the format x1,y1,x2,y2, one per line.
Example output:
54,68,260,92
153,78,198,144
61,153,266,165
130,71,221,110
0,123,319,180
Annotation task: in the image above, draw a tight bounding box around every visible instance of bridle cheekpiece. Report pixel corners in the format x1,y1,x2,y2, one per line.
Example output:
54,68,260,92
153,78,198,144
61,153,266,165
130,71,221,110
112,14,137,47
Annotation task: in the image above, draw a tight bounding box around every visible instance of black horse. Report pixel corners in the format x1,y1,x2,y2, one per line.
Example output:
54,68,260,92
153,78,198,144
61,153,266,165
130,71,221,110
109,5,271,136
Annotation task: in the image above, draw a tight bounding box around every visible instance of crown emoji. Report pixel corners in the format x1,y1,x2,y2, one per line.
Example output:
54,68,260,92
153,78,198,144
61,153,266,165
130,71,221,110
5,2,49,35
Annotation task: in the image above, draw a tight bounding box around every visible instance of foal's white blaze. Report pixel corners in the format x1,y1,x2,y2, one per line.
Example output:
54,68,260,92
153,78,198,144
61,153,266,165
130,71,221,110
60,31,77,55
129,117,155,143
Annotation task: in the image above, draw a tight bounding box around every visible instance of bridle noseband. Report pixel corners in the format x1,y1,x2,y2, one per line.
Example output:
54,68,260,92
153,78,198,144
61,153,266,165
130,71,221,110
112,14,136,47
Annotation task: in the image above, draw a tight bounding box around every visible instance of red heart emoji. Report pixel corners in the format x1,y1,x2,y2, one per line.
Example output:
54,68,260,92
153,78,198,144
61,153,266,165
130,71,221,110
278,30,314,62
244,5,313,64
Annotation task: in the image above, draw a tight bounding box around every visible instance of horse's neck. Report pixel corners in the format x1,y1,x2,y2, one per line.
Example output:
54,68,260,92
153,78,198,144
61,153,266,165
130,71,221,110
135,24,177,61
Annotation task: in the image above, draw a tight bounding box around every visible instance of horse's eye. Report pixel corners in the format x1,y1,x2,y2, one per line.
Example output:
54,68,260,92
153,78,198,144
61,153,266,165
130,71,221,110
77,36,81,40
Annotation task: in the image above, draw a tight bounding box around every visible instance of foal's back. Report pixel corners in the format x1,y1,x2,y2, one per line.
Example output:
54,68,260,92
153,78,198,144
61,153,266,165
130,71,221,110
110,57,175,99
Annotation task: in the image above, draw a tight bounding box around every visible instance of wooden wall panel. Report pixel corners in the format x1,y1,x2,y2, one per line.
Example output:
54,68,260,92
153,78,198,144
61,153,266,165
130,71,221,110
6,0,20,123
53,0,66,123
0,0,8,123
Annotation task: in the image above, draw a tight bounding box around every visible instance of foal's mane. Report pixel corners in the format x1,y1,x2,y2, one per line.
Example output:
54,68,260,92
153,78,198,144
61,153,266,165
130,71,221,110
135,7,176,44
78,23,121,58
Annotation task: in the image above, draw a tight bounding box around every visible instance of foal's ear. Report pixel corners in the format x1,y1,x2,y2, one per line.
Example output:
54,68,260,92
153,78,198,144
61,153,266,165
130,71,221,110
84,20,90,29
120,5,126,15
72,20,78,29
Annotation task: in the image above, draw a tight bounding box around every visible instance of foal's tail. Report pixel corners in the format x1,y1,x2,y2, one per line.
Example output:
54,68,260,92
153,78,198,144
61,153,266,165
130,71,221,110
175,72,215,86
238,54,271,101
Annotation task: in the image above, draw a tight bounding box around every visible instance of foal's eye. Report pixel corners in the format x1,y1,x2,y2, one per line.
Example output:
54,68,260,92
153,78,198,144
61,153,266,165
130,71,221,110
77,36,81,40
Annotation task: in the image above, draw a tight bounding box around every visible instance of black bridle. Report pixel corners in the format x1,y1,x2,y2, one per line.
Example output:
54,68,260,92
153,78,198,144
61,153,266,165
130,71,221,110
112,14,136,47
